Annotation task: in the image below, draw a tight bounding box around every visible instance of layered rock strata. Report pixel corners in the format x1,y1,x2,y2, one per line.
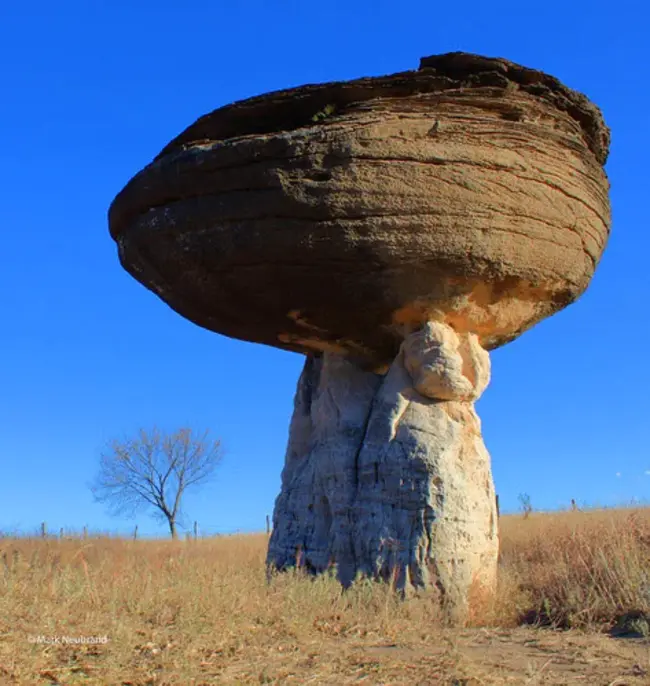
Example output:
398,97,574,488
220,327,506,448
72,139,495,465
268,322,498,617
108,52,611,371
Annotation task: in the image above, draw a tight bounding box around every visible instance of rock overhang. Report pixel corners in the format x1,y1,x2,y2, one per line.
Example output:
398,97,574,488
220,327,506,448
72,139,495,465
109,52,611,369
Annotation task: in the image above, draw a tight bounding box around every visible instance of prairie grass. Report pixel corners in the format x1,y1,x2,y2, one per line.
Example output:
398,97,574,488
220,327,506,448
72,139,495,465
0,507,648,684
499,507,650,628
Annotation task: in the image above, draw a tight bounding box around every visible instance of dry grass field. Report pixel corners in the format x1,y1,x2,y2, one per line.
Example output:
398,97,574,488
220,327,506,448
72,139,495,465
1,508,649,685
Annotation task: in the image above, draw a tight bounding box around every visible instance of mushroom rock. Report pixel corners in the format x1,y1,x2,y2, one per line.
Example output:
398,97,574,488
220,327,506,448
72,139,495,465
108,52,611,618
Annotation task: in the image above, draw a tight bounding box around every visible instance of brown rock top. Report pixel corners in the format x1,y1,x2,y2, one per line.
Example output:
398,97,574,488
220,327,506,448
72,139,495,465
109,52,611,368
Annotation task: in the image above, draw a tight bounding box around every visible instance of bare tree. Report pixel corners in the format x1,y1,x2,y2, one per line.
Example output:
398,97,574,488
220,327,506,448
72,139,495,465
91,427,222,539
518,492,533,519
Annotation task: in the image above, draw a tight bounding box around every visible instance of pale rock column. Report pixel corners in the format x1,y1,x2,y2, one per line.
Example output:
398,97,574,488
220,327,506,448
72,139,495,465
267,322,498,618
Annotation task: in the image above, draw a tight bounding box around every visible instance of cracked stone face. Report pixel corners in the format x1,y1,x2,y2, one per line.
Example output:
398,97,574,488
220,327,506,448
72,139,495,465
108,52,611,620
267,323,498,619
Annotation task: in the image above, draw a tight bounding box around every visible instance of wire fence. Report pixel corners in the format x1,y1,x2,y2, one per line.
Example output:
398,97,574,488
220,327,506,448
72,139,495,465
5,495,619,540
0,518,273,540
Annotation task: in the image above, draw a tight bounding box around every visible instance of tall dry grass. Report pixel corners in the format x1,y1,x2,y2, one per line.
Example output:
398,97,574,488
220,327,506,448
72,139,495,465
0,507,648,683
498,507,650,628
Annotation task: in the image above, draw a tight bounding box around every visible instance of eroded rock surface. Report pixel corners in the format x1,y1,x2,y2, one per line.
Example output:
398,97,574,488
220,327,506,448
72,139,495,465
268,323,498,617
108,52,611,370
107,52,611,620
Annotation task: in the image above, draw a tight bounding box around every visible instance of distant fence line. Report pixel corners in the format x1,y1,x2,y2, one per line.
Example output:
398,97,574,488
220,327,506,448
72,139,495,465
13,496,585,541
26,518,275,541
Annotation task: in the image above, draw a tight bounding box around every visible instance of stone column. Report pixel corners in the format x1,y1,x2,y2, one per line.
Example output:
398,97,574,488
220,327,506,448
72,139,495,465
267,322,498,619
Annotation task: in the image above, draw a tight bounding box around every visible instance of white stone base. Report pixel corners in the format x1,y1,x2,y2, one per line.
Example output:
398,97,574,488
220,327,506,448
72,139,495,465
267,322,498,618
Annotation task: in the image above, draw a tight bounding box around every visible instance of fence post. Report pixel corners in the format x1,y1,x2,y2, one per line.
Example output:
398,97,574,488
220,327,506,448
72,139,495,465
266,514,271,535
495,494,500,518
41,522,47,538
59,527,64,540
133,525,138,541
193,521,198,539
83,526,88,539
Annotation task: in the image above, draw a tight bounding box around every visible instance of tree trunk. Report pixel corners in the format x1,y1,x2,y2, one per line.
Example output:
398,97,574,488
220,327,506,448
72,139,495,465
167,517,178,540
267,322,499,621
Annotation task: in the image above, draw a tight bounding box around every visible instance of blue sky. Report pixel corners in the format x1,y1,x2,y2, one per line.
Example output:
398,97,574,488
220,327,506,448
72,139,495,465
1,1,647,537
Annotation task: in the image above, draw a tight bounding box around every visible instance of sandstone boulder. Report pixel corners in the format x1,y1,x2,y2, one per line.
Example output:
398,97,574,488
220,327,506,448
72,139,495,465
109,52,610,370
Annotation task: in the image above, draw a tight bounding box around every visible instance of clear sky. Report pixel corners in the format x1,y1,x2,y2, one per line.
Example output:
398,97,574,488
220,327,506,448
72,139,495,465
1,1,648,537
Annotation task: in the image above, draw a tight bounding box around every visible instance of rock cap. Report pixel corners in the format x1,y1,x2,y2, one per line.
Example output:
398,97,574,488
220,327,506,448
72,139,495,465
109,52,611,367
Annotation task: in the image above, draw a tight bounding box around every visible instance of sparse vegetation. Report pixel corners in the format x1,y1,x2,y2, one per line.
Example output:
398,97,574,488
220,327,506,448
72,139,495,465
311,103,337,123
1,507,649,684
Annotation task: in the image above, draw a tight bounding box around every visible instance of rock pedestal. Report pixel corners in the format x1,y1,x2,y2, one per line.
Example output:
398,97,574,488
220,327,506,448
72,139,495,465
108,52,611,621
267,322,498,617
